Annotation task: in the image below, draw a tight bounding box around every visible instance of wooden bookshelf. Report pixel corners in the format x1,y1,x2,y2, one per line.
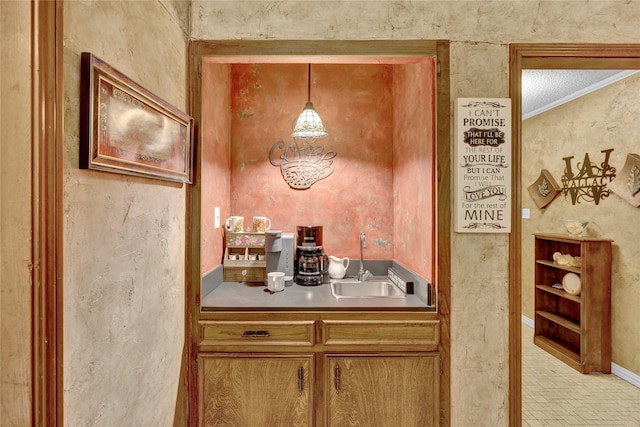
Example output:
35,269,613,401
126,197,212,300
533,233,612,374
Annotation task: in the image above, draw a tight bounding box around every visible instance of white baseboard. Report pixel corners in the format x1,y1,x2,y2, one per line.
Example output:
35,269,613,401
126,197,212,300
521,315,640,389
521,315,534,329
612,363,640,389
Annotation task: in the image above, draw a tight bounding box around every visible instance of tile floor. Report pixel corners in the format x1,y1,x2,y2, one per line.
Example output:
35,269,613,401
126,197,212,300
522,325,640,426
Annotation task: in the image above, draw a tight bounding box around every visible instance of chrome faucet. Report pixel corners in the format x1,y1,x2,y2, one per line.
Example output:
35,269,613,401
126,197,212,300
358,232,372,282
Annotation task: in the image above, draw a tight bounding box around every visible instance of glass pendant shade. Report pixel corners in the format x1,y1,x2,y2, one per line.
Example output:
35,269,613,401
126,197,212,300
291,64,328,139
291,101,328,138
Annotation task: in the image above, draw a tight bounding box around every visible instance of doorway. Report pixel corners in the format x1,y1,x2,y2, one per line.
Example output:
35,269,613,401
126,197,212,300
509,44,640,426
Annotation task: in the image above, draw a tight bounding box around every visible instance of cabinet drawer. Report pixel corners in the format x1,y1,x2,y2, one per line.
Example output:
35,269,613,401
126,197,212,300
223,267,265,282
200,320,315,347
321,320,439,349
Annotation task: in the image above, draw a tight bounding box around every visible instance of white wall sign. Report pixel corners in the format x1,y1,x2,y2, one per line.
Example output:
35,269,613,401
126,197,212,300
454,98,512,233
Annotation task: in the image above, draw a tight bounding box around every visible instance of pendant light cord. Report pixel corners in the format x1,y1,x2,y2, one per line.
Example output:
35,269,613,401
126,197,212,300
307,64,311,103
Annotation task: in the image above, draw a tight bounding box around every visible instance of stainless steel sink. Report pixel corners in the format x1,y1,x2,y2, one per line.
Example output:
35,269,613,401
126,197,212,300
330,279,406,299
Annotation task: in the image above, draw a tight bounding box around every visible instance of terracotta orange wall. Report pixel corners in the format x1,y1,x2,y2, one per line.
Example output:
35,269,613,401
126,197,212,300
229,63,394,260
393,59,436,281
201,62,435,277
201,64,231,274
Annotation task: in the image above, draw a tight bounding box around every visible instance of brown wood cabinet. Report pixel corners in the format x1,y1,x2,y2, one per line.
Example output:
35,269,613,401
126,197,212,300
533,233,612,374
199,353,314,426
196,312,439,426
326,354,439,426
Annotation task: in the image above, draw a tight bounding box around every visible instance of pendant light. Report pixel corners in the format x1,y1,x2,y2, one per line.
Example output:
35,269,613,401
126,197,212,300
291,64,328,139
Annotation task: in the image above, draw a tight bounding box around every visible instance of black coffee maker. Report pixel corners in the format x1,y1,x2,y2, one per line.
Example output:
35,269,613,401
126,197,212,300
295,225,327,286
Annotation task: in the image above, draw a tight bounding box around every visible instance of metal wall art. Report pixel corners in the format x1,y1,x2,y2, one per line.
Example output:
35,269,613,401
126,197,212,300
561,148,616,205
608,153,640,207
269,138,336,190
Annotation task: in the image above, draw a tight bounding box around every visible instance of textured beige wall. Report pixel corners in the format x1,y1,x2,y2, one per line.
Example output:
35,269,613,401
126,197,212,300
522,72,640,376
190,1,640,426
1,1,33,425
63,1,189,425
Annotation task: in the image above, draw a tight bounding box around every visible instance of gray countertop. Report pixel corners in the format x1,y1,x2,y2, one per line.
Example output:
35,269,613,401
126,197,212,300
201,261,436,312
201,280,431,311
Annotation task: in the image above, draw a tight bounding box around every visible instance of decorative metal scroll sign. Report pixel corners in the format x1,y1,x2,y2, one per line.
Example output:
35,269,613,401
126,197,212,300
454,98,512,233
269,139,336,190
561,148,616,205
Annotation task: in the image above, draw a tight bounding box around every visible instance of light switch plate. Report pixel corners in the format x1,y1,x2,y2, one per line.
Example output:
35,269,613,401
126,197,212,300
522,208,530,219
214,207,220,228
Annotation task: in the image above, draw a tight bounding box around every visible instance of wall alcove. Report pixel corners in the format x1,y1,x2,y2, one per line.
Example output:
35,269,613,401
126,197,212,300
186,40,452,426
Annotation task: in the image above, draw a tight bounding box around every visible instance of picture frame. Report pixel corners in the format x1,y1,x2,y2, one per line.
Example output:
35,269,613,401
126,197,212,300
609,153,640,207
80,52,194,184
527,169,562,209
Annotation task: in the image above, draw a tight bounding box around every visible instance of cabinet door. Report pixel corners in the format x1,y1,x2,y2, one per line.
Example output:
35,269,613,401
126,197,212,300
199,353,313,427
326,354,439,427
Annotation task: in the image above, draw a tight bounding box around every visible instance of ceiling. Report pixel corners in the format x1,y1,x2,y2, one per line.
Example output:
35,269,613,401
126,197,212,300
521,70,638,119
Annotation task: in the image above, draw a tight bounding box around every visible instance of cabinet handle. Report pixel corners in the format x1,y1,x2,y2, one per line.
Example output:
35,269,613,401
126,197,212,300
334,363,341,394
241,330,270,337
298,367,304,394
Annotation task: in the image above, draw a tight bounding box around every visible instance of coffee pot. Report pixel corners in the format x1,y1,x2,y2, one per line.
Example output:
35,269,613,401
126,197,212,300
295,225,326,286
328,256,349,279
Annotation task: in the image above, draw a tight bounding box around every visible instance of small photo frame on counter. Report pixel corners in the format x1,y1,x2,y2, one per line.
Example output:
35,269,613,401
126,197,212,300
80,52,194,184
